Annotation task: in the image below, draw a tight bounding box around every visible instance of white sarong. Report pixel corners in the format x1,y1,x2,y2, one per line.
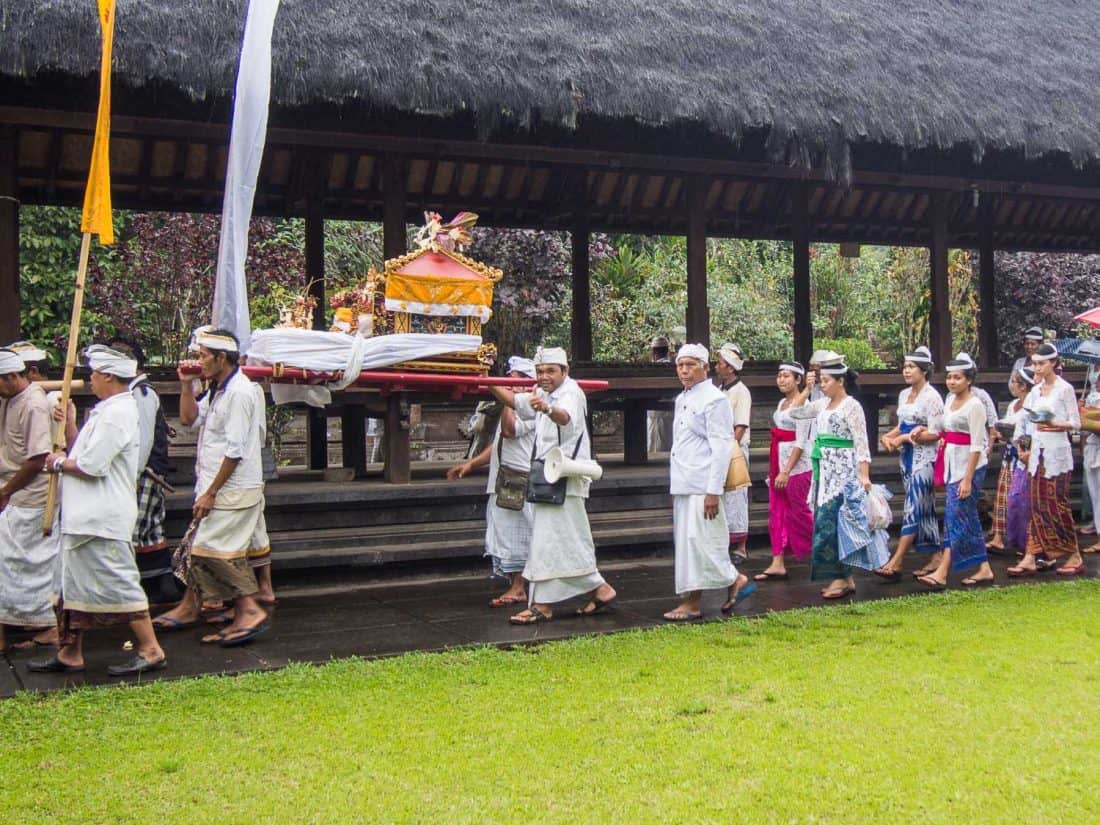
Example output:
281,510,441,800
191,489,266,561
525,496,604,604
724,447,750,538
0,505,61,627
485,494,533,575
58,535,148,614
674,495,738,594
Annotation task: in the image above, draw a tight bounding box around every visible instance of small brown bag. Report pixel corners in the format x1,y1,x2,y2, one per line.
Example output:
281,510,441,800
724,440,751,491
493,436,529,511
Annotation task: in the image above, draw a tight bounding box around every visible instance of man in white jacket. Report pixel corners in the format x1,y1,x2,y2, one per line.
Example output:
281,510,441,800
664,344,755,621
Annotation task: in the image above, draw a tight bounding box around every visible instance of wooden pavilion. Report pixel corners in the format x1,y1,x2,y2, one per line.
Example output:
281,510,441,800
3,0,1099,482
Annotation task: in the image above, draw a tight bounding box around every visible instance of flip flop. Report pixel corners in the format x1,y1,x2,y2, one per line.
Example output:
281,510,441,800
663,609,703,622
219,624,270,647
721,581,758,614
961,576,995,587
488,595,527,608
200,629,229,644
1056,563,1087,576
7,637,53,651
203,611,234,626
26,655,85,674
576,595,617,616
1006,566,1037,578
509,608,552,625
985,545,1011,557
916,576,946,591
822,585,856,599
753,570,789,581
151,616,198,632
873,568,902,582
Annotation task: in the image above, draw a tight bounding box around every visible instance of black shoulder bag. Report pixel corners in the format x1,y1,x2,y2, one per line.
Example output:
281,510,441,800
526,426,586,506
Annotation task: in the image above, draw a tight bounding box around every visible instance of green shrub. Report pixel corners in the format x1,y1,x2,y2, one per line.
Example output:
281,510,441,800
813,337,887,370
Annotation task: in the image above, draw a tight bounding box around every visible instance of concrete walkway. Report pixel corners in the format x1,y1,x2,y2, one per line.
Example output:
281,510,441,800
3,550,1096,696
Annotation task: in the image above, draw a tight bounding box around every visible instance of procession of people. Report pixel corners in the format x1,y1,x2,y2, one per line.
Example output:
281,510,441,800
0,321,1096,676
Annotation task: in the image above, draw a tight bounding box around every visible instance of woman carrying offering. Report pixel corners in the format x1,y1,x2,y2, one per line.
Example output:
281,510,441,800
1008,343,1084,576
875,346,944,580
757,361,814,581
987,368,1036,555
789,357,885,599
918,354,993,589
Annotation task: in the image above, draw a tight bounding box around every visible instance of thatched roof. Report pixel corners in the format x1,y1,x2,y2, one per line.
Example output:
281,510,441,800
3,0,1099,180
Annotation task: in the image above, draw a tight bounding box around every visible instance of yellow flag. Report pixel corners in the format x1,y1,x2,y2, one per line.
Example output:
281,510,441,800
80,0,116,244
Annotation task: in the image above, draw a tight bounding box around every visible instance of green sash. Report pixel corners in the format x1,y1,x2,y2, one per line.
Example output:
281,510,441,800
811,433,855,481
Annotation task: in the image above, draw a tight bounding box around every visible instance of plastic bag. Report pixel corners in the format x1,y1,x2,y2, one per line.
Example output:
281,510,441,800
865,484,894,531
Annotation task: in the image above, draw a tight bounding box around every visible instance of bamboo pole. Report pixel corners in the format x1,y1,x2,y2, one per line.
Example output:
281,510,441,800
42,232,92,535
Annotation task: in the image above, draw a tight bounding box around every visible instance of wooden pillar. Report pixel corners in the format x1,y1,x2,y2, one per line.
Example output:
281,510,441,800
928,193,951,368
382,157,407,259
570,211,592,362
0,128,19,343
977,195,998,369
623,404,648,465
381,158,410,483
382,393,411,484
685,176,709,347
791,183,813,365
305,202,328,469
341,404,367,478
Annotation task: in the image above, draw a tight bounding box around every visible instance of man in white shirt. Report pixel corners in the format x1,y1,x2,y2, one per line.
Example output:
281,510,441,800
714,343,752,563
448,356,538,607
664,344,755,621
30,345,166,676
488,346,616,624
0,348,60,652
646,335,674,453
1008,326,1044,392
154,328,270,646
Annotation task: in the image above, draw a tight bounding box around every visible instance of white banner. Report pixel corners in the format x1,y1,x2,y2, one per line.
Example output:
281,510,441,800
211,0,281,354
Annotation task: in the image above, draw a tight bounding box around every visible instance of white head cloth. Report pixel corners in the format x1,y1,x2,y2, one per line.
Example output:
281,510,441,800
6,341,49,364
820,360,850,376
905,345,933,366
1016,366,1038,386
507,356,536,378
85,344,138,379
676,343,709,363
717,343,744,371
533,346,568,367
946,352,977,371
809,349,844,367
1024,326,1045,341
192,325,239,353
0,348,25,374
778,360,805,376
1030,343,1058,362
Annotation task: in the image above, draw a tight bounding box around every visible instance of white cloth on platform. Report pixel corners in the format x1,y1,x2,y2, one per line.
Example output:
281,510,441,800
673,495,737,594
248,329,482,407
0,505,60,627
61,392,140,542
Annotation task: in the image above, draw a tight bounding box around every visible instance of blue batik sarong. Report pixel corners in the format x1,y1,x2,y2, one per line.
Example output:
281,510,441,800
899,422,942,554
812,480,890,580
946,464,988,571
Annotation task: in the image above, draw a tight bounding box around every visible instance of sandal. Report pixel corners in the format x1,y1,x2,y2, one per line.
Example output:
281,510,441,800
488,595,527,608
821,585,855,599
509,608,551,625
720,581,758,613
662,609,703,622
961,575,994,587
1006,565,1037,577
576,595,617,616
917,575,947,591
873,567,902,582
753,570,789,581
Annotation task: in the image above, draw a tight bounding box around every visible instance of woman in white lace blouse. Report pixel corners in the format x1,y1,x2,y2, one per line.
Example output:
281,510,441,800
1008,343,1084,576
789,358,875,599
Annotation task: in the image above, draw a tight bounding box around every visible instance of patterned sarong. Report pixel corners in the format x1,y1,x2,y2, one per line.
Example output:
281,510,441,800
900,463,941,554
1004,468,1031,551
810,494,848,581
1026,458,1077,558
990,445,1016,540
946,465,988,571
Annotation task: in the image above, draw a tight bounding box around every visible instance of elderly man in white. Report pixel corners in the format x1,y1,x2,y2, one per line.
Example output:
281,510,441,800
29,345,166,676
664,344,756,621
488,346,616,624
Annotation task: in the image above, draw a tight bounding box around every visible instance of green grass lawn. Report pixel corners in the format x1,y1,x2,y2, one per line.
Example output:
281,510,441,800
2,582,1098,824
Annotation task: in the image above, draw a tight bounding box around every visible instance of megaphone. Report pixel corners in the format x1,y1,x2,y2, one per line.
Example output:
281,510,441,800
543,446,604,483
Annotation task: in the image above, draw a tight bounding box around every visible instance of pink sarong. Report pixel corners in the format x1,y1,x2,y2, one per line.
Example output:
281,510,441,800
768,429,813,559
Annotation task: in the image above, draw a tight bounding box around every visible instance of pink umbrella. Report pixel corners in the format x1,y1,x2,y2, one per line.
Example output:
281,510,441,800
1075,307,1100,328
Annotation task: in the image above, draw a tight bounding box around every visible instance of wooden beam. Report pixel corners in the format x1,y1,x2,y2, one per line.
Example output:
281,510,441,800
341,403,368,478
977,195,998,368
685,176,709,347
382,394,411,484
382,157,407,259
570,208,592,363
791,183,813,365
0,128,18,342
304,200,328,469
928,193,951,368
